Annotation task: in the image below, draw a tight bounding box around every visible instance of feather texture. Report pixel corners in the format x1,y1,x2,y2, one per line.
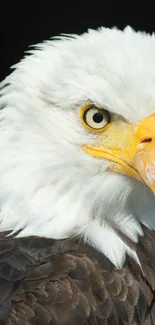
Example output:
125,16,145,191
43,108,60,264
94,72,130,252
0,25,155,324
0,225,154,325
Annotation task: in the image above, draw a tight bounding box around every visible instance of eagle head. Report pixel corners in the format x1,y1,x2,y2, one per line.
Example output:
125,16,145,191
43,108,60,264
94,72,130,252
0,26,155,268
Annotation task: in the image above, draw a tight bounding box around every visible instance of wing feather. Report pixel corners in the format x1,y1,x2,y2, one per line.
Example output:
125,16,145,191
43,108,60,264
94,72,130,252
0,228,155,325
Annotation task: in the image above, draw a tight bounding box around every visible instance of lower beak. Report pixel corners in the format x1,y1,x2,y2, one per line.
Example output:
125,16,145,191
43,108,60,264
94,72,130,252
83,115,155,194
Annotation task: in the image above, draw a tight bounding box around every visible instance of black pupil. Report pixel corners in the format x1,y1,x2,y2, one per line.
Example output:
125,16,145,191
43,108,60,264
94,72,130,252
93,112,104,123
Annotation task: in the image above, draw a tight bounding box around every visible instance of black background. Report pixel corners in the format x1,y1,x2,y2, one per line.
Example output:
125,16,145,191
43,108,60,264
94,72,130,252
1,1,155,82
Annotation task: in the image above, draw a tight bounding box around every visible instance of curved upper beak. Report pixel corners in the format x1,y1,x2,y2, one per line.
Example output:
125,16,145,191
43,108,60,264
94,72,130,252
132,115,155,192
83,115,155,194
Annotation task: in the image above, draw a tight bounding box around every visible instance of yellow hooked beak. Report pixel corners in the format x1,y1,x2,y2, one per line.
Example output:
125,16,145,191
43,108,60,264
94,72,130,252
83,115,155,194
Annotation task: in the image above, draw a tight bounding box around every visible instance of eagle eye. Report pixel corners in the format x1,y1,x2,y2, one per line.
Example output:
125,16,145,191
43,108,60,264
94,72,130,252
80,104,110,133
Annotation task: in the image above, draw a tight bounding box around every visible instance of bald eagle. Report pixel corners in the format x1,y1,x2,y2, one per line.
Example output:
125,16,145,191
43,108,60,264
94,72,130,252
0,26,155,325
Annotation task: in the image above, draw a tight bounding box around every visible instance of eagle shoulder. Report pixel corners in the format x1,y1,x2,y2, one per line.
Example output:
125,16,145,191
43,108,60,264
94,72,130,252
0,228,155,325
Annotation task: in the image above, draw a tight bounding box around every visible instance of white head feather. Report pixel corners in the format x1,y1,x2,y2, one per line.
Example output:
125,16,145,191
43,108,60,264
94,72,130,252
0,25,155,268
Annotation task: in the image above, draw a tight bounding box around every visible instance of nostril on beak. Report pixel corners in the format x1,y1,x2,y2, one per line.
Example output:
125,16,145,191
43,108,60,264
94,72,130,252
139,137,152,144
137,137,152,150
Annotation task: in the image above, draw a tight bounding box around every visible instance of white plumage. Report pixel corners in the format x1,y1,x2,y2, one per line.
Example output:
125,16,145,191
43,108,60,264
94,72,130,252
0,25,155,268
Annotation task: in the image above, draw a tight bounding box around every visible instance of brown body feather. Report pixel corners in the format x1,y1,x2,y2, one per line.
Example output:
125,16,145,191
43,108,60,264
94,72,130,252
0,225,155,325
